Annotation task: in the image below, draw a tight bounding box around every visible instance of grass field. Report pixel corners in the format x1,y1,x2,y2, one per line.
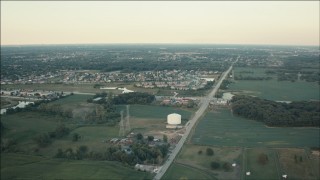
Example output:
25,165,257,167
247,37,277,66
229,79,319,101
1,153,152,180
233,67,272,77
162,162,216,180
174,144,242,180
229,67,319,101
277,148,318,180
192,108,320,148
40,125,119,157
51,94,93,107
1,112,63,144
163,144,319,180
244,148,280,180
117,104,194,121
310,152,320,178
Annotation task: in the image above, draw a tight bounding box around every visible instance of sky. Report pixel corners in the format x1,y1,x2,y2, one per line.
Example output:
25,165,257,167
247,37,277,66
1,1,319,46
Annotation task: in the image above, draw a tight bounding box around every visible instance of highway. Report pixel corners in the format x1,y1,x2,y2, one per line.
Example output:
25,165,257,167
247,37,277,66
153,58,238,180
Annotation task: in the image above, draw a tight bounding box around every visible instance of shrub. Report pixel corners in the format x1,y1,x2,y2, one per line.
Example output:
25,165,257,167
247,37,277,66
206,148,214,156
210,161,220,169
72,133,80,142
222,162,232,171
33,133,52,147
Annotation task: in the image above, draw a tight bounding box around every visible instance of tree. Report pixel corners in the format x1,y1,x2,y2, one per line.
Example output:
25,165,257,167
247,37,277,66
0,121,4,135
65,148,74,160
76,145,88,159
55,148,64,158
222,162,232,171
231,95,320,127
72,133,80,142
198,150,203,155
33,133,51,147
147,136,154,142
137,133,143,140
112,92,155,105
206,148,214,156
187,100,196,108
55,124,70,138
163,135,168,143
211,161,220,169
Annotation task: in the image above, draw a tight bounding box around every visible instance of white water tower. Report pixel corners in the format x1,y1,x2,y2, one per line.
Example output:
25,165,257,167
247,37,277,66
167,113,181,125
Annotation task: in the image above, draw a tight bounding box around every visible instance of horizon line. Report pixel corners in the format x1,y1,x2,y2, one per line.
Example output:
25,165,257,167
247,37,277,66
1,42,319,47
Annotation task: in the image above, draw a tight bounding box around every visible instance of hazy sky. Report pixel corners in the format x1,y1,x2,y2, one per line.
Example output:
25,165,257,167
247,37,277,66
1,1,319,46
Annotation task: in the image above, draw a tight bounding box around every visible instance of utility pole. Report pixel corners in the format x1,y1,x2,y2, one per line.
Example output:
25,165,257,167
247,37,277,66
126,105,131,133
119,111,124,137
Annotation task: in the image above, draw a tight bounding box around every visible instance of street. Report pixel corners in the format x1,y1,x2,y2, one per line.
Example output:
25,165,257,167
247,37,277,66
153,58,238,180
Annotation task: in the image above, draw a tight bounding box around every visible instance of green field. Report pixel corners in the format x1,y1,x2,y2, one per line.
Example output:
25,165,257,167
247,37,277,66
192,108,320,148
117,104,194,121
40,125,119,157
51,94,93,107
1,153,152,180
162,162,216,180
163,144,319,180
233,67,271,77
172,144,242,180
243,148,280,180
230,67,319,101
1,112,64,145
277,148,318,180
229,79,319,101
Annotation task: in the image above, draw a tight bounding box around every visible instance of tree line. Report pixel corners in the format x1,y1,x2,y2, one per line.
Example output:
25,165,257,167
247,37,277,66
33,124,70,147
231,95,320,127
235,75,272,81
112,92,155,105
55,133,169,166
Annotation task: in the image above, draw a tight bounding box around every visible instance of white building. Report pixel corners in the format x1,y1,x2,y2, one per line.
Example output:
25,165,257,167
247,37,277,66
166,113,182,129
200,78,215,82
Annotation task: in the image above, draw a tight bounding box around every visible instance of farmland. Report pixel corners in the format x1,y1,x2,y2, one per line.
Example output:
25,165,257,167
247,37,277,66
179,108,320,180
174,144,242,180
229,67,320,101
162,162,216,180
229,79,319,101
191,108,320,148
164,144,320,180
51,94,93,107
1,153,152,180
243,148,279,180
277,148,318,179
116,104,193,120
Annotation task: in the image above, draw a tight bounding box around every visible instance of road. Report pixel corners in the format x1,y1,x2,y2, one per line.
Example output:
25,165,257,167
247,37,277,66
153,58,238,180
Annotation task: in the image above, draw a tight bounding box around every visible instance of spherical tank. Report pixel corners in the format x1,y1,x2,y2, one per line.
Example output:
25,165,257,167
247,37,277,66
167,113,181,125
